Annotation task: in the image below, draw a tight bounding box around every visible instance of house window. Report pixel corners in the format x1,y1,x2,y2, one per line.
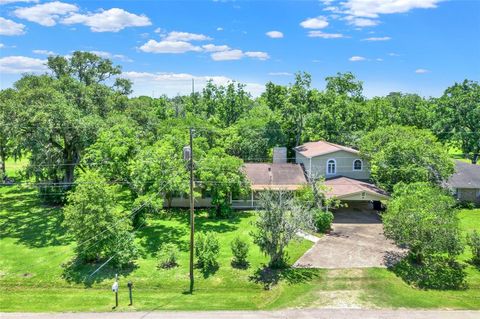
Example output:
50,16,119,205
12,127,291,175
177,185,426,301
326,159,336,175
353,159,363,171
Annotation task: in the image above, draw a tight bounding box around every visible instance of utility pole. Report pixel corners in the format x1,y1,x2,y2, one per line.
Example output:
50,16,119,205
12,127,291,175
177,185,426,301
188,128,195,293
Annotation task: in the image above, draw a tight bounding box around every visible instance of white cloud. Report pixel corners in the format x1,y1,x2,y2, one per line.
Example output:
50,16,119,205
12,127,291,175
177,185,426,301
245,51,270,60
345,16,379,27
154,27,162,33
202,44,230,52
14,1,78,26
300,16,329,29
210,49,270,61
388,52,400,56
349,56,366,62
164,31,211,41
0,55,47,73
362,36,391,41
89,50,133,62
0,17,25,35
266,30,283,38
342,0,441,18
376,58,384,61
122,71,265,97
32,49,56,55
139,40,201,54
308,31,344,38
61,8,151,32
216,27,223,31
211,49,244,61
268,72,292,76
415,68,430,74
0,0,38,4
0,43,4,48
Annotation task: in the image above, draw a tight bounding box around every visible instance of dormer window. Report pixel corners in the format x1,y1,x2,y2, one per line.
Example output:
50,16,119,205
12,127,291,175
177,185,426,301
353,159,363,171
327,159,336,175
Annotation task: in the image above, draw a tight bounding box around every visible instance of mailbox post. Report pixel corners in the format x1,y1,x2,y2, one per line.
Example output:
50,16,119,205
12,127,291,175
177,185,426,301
127,281,133,305
112,274,119,308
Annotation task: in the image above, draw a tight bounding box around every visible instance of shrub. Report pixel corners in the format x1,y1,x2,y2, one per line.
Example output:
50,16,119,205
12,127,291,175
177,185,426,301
314,209,334,233
195,232,220,271
392,254,467,290
467,230,480,266
157,243,179,269
456,201,477,209
231,236,249,268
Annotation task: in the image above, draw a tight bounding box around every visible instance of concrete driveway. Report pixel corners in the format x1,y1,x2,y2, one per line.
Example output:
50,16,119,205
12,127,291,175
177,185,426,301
294,204,405,268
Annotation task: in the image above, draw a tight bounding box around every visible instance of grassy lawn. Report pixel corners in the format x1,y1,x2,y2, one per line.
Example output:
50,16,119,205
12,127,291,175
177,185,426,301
1,159,480,311
448,146,478,164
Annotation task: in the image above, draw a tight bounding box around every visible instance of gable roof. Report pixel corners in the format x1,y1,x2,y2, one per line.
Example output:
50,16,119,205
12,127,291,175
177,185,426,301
446,160,480,189
294,140,359,158
324,176,390,200
243,163,307,191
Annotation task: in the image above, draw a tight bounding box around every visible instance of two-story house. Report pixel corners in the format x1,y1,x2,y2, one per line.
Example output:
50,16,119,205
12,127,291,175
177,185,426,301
234,140,389,209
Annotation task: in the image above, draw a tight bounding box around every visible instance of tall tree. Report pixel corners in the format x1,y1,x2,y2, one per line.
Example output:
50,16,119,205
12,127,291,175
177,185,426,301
252,190,314,268
359,125,454,192
383,182,463,263
435,80,480,164
197,147,247,216
0,89,20,179
15,52,131,186
64,170,137,265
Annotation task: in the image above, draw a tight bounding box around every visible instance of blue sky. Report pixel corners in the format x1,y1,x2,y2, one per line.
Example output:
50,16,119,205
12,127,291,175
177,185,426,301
0,0,479,98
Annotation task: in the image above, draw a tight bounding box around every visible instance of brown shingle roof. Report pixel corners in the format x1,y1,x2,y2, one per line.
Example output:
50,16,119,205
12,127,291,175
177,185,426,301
243,163,307,191
324,176,389,199
294,140,359,158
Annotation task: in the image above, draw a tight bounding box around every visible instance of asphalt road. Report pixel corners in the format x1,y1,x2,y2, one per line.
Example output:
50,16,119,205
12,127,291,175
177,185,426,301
1,309,480,319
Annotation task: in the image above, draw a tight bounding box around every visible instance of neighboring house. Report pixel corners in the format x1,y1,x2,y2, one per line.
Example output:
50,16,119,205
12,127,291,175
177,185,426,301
445,160,480,204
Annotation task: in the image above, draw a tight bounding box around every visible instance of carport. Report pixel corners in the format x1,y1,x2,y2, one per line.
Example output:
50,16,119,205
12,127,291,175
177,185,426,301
324,176,390,210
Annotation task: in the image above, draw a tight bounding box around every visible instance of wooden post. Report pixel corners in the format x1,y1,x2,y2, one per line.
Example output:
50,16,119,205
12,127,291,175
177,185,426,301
189,128,195,294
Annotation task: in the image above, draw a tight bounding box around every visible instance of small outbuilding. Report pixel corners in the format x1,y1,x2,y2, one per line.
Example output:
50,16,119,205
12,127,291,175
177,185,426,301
445,160,480,204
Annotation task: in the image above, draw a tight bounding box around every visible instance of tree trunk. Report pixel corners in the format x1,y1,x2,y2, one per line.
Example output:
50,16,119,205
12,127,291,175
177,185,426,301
472,153,479,165
63,143,80,188
0,146,6,180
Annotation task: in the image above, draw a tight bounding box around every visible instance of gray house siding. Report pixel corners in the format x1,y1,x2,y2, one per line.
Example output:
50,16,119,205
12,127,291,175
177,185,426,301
296,150,370,180
454,188,480,204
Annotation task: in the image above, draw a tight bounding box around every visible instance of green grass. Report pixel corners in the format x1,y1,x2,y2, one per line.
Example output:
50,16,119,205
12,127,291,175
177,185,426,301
0,182,315,312
448,146,478,164
1,159,480,311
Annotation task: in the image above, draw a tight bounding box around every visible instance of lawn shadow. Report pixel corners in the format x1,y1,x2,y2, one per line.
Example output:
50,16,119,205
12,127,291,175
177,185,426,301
0,187,70,248
197,263,219,279
136,222,189,258
231,260,250,270
249,265,319,290
62,257,138,288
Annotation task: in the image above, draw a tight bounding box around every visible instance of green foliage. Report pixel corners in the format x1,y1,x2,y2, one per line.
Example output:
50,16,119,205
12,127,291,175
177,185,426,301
313,209,334,233
393,255,467,290
435,80,480,164
253,191,314,268
383,182,463,262
130,138,189,222
157,243,180,269
195,231,220,272
230,236,249,268
63,170,137,265
359,125,454,192
197,147,247,217
467,230,480,266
